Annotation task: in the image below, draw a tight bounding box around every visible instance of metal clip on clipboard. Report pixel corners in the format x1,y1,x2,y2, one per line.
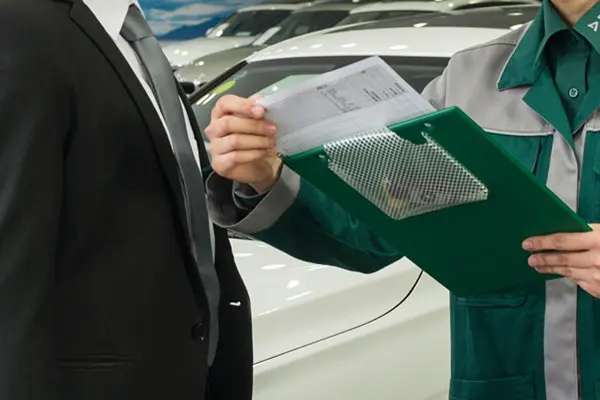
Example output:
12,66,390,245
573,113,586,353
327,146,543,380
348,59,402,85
321,126,489,221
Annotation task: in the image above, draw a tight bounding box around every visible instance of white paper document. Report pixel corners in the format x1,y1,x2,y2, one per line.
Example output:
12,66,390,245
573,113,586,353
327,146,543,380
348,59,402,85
257,56,435,156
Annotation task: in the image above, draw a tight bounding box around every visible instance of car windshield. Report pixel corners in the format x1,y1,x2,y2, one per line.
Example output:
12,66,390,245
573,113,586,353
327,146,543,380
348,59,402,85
191,55,448,137
337,10,436,25
207,10,293,38
253,11,351,46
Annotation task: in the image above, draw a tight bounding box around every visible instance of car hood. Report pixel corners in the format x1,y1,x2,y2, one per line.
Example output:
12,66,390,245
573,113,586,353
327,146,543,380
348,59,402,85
229,238,422,363
164,37,256,68
175,46,264,86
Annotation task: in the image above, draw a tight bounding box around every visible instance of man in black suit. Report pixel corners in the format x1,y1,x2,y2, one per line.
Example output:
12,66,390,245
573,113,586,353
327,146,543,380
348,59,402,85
0,0,252,398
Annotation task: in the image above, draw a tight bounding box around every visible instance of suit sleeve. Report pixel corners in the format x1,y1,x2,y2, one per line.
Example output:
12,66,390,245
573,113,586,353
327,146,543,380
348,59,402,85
207,70,449,274
0,16,70,398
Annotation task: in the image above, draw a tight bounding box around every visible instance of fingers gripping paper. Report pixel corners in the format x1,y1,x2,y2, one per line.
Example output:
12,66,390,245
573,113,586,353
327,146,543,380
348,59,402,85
324,128,488,220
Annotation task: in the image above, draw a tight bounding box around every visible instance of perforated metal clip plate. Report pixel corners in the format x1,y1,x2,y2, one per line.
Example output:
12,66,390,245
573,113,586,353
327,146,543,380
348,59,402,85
323,127,489,221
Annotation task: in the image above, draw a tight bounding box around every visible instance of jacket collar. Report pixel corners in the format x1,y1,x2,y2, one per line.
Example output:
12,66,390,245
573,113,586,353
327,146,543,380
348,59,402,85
497,4,546,90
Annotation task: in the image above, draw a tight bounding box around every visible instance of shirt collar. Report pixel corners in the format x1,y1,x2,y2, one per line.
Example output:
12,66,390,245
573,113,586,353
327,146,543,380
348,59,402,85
499,0,600,90
82,0,143,40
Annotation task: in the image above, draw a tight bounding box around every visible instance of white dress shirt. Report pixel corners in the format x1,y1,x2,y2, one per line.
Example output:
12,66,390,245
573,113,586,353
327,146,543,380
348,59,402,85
82,0,215,253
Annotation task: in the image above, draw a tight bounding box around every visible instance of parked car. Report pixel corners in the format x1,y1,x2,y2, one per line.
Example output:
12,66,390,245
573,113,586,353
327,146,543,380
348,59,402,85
158,0,366,47
164,3,305,69
191,5,539,399
175,1,369,87
337,0,539,25
157,13,235,48
175,0,538,88
253,2,360,45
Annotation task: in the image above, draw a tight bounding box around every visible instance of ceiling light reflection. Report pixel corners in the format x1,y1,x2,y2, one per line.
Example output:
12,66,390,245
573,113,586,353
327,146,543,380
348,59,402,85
262,264,286,270
286,280,300,289
258,308,279,316
234,253,254,258
307,265,329,271
286,291,313,301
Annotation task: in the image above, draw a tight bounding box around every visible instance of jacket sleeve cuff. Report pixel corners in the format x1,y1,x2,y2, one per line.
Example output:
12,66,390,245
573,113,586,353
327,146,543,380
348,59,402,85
206,166,300,234
232,182,267,211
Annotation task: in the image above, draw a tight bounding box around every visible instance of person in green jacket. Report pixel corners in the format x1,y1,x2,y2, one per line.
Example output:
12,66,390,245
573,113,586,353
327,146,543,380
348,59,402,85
204,0,600,398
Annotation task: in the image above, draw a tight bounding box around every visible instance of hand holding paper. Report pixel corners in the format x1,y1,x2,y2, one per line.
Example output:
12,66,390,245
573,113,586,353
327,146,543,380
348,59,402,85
205,56,438,193
204,95,282,193
205,55,465,193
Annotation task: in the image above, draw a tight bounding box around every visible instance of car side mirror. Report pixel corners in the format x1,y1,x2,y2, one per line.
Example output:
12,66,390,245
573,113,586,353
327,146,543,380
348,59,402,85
180,81,196,94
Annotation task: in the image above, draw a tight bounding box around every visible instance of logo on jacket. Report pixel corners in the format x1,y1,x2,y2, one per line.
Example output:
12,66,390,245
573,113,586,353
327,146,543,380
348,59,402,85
588,15,600,32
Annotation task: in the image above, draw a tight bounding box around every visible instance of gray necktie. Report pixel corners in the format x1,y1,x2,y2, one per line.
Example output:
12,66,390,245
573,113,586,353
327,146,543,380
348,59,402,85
121,5,220,365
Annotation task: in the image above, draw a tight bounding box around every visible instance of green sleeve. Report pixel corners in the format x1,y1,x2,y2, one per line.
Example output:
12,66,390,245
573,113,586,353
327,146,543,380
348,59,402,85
207,168,402,274
254,178,402,273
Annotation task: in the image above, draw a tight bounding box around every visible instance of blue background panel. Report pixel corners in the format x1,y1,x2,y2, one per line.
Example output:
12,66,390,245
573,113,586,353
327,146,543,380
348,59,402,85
140,0,264,40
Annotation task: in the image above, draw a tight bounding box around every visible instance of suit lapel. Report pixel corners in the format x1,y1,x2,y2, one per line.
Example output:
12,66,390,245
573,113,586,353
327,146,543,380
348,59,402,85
65,0,190,231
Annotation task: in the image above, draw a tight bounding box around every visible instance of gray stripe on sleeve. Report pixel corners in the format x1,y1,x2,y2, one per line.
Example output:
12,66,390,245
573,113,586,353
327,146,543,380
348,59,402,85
206,166,300,234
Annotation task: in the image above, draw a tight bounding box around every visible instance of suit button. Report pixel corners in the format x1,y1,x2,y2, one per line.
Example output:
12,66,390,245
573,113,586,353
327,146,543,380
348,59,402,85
191,322,205,341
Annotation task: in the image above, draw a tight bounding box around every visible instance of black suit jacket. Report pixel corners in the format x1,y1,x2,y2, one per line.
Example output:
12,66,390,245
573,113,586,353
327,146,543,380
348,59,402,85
0,0,252,398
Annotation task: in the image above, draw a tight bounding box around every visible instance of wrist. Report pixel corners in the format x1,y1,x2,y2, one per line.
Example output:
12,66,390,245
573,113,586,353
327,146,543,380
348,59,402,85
249,158,283,194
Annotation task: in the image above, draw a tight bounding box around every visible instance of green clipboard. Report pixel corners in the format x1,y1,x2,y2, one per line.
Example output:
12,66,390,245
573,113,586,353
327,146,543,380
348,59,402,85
282,106,590,296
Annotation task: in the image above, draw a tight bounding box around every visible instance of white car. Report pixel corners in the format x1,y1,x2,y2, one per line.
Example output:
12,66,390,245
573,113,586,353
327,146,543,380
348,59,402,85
193,5,538,399
164,4,304,69
337,0,539,24
174,2,376,88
